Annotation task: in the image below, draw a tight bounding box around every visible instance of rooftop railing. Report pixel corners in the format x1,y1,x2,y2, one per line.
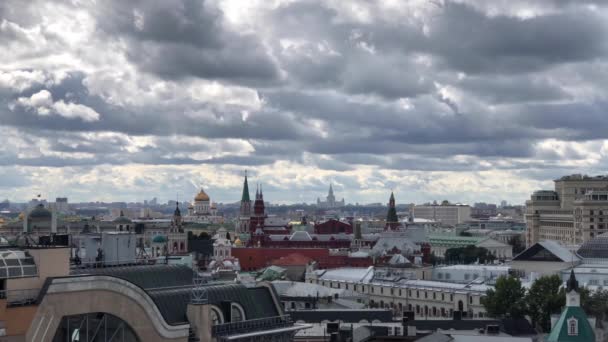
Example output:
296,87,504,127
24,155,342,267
212,315,293,336
0,288,40,306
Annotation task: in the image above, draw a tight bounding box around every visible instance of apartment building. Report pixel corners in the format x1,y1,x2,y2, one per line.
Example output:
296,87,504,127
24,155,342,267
414,203,471,226
526,174,608,247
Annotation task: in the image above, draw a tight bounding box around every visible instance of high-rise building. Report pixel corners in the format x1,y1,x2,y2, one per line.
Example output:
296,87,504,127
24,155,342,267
316,184,345,208
413,202,471,226
526,174,608,247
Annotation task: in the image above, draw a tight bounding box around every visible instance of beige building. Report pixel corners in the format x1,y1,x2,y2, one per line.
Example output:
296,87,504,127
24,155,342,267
306,266,490,320
413,204,471,226
526,174,608,247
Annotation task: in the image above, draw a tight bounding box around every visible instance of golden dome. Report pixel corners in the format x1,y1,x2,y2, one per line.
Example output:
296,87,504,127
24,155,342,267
234,238,243,247
18,212,25,221
194,189,210,202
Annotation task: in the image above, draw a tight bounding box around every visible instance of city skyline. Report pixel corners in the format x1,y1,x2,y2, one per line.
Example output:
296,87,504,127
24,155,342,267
3,1,608,204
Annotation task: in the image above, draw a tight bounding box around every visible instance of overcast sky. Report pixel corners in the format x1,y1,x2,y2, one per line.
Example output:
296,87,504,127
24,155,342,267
2,0,608,205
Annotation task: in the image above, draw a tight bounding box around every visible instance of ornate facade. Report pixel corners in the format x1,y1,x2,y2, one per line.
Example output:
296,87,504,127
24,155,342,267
184,188,222,224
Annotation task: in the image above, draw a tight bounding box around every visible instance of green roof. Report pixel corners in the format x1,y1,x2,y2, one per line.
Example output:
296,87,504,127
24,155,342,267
152,235,167,243
241,175,250,202
428,235,485,246
547,306,595,342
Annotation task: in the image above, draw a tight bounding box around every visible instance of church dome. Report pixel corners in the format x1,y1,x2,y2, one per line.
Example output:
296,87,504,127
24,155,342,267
234,238,243,247
152,235,167,243
194,189,210,202
577,233,608,259
28,204,52,220
113,211,132,224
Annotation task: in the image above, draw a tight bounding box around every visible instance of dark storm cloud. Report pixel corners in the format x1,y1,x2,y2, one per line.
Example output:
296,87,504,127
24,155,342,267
94,0,280,84
427,2,608,74
2,0,608,203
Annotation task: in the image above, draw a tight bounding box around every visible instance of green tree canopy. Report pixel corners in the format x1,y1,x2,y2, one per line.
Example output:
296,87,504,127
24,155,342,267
508,235,525,254
482,275,527,319
444,245,496,264
526,275,565,332
581,287,608,321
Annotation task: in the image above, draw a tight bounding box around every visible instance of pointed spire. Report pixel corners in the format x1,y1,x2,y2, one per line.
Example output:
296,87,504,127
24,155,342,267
241,171,250,202
329,183,334,195
566,269,579,292
174,201,181,217
260,183,263,197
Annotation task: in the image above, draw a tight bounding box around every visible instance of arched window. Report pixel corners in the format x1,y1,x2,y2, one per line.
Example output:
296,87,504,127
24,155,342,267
568,318,578,336
211,306,224,325
231,303,245,322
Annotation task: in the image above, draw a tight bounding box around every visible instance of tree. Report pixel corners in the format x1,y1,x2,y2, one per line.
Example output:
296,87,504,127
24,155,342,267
581,288,608,321
482,276,527,319
508,235,525,254
444,245,496,264
526,275,565,332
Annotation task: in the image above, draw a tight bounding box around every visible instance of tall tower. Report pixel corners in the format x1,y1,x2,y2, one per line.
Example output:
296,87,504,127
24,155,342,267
238,172,251,234
250,184,266,233
171,202,182,232
385,192,400,230
327,184,335,204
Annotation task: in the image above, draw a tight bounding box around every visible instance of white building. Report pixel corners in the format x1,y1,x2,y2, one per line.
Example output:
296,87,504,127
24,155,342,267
431,265,510,284
305,266,491,320
414,203,471,226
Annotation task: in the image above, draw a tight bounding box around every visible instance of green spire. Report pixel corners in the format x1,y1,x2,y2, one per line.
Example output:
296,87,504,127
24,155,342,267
241,172,250,202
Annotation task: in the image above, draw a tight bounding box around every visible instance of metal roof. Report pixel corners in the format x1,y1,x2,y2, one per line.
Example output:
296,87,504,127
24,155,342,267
71,264,195,289
71,265,279,325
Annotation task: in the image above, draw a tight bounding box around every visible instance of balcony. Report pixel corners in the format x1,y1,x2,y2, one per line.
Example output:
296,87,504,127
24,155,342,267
212,315,293,337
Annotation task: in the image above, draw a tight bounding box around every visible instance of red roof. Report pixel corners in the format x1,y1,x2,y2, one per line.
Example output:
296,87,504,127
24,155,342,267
271,253,312,266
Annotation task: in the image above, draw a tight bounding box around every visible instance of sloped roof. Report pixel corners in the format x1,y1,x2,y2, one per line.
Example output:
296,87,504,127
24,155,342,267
577,232,608,259
547,306,595,342
513,240,579,262
71,265,279,325
316,266,375,283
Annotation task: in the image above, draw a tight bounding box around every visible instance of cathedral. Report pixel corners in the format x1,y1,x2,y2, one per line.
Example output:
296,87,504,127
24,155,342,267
184,188,222,223
316,184,345,208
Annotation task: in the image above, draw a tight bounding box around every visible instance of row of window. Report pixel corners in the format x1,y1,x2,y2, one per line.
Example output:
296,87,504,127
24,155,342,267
316,279,481,305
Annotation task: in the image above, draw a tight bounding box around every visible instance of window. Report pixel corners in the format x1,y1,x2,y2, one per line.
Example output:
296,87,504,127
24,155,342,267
437,272,443,279
568,318,578,336
446,273,451,280
442,293,445,301
589,279,599,286
450,294,454,302
433,292,436,300
590,210,595,215
211,306,224,325
469,296,473,304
